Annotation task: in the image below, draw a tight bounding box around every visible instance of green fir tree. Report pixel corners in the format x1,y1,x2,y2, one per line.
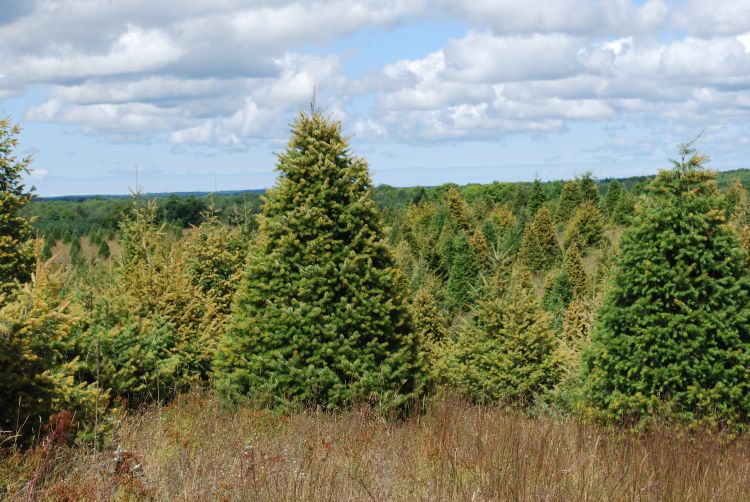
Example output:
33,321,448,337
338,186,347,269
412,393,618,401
583,144,750,427
214,110,418,411
446,268,561,405
519,205,561,272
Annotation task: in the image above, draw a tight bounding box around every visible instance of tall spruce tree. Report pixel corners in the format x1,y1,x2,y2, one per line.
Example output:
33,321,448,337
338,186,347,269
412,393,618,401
0,118,35,301
583,145,750,426
215,110,418,410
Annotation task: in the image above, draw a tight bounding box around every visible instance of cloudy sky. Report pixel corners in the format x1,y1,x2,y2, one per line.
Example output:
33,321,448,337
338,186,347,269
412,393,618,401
2,0,750,196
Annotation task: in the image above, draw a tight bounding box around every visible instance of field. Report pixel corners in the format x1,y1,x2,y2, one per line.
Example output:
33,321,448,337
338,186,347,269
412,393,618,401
3,391,750,501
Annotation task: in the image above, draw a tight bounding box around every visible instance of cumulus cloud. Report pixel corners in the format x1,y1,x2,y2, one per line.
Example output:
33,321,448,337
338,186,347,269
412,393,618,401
2,0,750,151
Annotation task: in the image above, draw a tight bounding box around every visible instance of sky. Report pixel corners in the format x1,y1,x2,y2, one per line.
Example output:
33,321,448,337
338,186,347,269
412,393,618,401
1,0,750,196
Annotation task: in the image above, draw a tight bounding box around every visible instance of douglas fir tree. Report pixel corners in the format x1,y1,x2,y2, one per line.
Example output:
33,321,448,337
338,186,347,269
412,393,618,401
584,141,750,427
215,109,418,410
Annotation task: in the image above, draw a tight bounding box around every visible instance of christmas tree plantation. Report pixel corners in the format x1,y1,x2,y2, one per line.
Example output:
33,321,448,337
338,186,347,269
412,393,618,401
215,110,418,410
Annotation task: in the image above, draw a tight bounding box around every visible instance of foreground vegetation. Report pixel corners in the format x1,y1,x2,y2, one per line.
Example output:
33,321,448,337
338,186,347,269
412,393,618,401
3,391,750,501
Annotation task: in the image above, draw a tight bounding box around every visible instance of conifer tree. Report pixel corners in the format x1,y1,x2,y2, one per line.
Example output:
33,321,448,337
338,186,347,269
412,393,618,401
446,231,479,310
88,195,220,405
445,186,471,231
70,237,84,266
563,201,606,253
603,180,622,218
583,144,750,426
214,110,418,410
611,190,636,225
556,180,582,224
519,205,561,271
42,237,54,261
563,243,589,299
0,260,98,444
541,270,573,314
469,227,491,272
185,215,245,315
446,268,560,405
0,118,35,302
528,178,546,215
578,172,599,205
97,239,111,259
411,286,448,391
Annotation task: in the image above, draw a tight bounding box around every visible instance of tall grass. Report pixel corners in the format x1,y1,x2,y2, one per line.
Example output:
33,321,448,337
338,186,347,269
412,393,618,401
3,391,750,501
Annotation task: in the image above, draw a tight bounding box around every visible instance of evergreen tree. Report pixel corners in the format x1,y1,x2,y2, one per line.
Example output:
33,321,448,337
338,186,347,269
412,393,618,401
411,286,448,391
88,195,220,405
185,216,245,315
97,239,111,259
527,178,546,215
446,268,560,405
603,180,622,218
578,172,599,205
611,190,636,225
519,205,561,271
446,231,479,311
214,110,418,410
556,180,582,224
563,243,589,299
70,237,84,266
445,186,471,231
563,201,606,253
541,270,573,314
583,145,750,426
42,237,55,261
0,118,35,302
469,226,491,272
0,261,98,444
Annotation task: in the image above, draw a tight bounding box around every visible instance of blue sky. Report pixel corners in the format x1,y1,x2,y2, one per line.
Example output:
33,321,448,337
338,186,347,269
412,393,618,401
1,0,750,196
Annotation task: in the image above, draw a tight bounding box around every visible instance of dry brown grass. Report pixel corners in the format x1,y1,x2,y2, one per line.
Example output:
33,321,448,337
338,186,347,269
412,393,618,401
3,391,750,501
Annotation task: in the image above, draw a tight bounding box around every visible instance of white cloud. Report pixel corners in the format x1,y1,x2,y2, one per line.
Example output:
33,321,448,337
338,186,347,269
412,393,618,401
3,0,750,150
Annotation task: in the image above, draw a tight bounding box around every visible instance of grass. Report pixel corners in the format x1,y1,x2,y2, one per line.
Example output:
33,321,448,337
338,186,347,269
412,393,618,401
3,391,750,501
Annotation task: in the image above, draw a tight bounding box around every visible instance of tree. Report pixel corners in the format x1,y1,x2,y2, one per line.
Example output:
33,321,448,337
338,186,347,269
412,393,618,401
469,227,491,272
446,232,479,310
563,202,606,253
563,243,589,299
87,195,221,405
578,172,599,206
583,144,750,426
446,268,560,405
70,237,84,266
411,286,448,391
97,239,111,259
527,178,546,215
612,190,636,225
214,110,418,411
0,118,35,302
519,205,561,271
603,180,622,218
556,180,581,224
0,261,98,445
445,186,471,231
